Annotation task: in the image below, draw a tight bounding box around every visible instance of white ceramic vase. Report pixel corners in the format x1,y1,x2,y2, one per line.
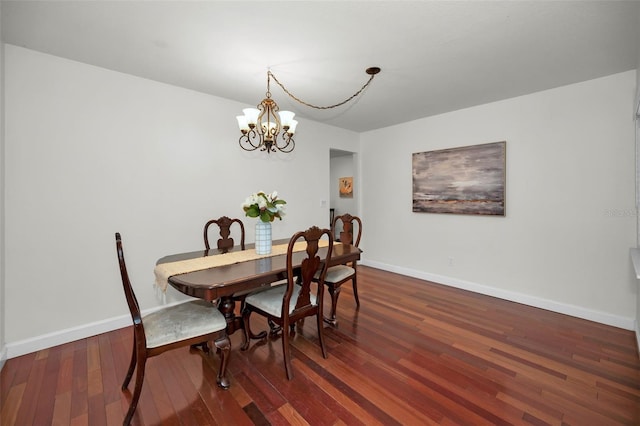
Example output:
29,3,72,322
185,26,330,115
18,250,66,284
255,220,272,255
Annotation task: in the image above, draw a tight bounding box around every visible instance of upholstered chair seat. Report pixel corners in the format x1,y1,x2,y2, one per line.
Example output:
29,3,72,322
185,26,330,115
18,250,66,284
244,284,317,318
316,265,354,284
143,300,228,349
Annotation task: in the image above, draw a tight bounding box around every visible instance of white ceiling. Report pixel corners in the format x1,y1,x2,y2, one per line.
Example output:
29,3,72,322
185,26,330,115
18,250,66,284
2,1,639,132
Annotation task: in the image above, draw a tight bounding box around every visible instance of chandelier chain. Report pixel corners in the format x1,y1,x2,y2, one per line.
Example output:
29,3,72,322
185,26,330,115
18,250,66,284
238,67,379,154
267,70,377,110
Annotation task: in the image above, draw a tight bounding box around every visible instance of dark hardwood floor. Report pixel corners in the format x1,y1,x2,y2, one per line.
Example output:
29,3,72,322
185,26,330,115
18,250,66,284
2,266,639,425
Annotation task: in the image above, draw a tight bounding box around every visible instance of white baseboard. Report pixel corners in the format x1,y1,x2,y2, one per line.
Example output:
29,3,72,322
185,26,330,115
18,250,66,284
361,259,636,331
5,300,189,359
635,320,640,355
0,344,7,372
6,315,132,359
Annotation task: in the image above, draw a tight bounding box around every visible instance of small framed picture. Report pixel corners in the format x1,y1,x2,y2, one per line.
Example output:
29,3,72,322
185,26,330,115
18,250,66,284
339,177,353,197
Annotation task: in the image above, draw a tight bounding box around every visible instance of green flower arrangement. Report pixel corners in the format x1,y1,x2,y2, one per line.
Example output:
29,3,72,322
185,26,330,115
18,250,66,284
242,191,287,222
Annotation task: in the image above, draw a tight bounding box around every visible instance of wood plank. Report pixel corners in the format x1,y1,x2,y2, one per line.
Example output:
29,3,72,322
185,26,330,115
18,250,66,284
32,347,62,424
0,382,26,426
51,391,72,426
12,354,47,424
69,342,88,420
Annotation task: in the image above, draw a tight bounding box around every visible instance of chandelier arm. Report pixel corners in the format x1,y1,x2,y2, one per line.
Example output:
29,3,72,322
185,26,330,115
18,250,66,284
239,130,264,152
267,69,378,110
275,135,295,153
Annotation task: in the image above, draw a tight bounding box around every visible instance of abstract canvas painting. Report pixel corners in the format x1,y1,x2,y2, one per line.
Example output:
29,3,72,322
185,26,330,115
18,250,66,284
412,141,506,216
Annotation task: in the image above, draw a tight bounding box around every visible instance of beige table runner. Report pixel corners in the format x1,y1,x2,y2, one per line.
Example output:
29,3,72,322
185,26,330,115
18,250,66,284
154,240,332,292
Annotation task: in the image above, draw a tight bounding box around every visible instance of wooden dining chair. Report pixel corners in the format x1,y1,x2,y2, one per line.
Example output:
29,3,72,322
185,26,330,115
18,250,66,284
204,215,246,252
240,226,333,380
203,215,258,317
321,213,362,326
115,233,231,425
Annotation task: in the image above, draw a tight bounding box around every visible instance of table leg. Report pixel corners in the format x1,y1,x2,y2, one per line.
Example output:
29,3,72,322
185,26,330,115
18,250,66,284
218,296,244,335
218,296,270,344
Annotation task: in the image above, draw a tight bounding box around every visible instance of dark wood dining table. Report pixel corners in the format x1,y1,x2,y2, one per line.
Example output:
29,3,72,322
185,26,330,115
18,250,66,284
156,239,362,336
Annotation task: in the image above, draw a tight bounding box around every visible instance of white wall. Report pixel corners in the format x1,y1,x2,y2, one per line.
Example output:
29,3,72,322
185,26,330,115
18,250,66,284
636,109,640,350
361,71,638,329
635,7,640,349
0,6,6,368
3,45,359,356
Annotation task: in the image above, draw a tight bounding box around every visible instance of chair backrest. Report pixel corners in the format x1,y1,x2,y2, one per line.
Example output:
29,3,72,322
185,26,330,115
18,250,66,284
115,233,146,345
332,213,362,247
204,216,246,252
285,226,333,317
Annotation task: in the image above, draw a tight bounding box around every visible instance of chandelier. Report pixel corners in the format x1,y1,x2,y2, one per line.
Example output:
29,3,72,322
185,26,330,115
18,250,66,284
237,67,381,154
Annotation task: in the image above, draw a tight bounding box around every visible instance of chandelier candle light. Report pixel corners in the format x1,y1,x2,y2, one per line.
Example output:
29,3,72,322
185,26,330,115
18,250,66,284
242,191,286,255
237,67,381,154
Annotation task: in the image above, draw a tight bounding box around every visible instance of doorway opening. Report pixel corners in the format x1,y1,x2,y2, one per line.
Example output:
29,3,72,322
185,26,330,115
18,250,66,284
330,149,358,239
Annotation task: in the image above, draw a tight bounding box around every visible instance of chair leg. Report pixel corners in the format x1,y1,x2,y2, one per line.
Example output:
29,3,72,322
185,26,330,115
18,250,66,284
324,284,341,326
317,311,328,359
190,341,209,353
282,320,294,380
122,334,137,390
123,354,146,425
213,335,231,389
241,309,252,351
352,275,360,307
268,319,282,337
